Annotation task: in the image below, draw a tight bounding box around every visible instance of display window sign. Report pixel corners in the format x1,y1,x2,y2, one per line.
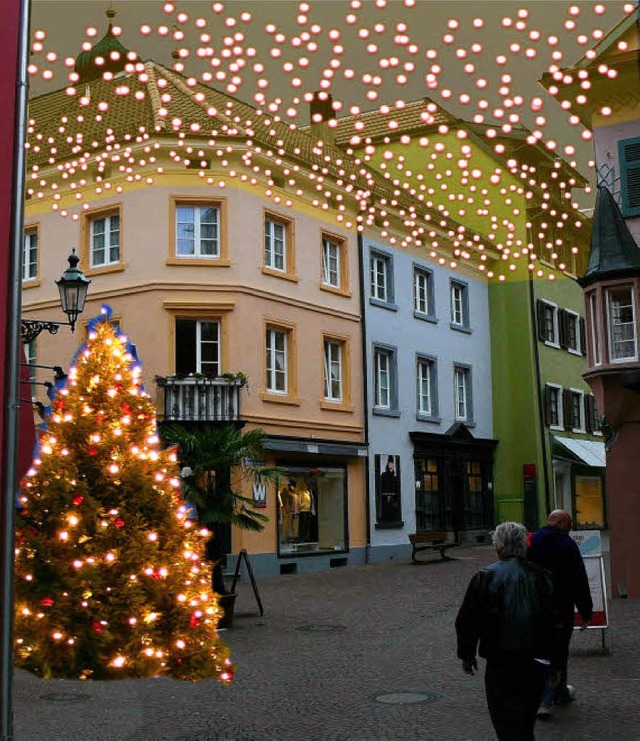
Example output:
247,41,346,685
375,454,402,525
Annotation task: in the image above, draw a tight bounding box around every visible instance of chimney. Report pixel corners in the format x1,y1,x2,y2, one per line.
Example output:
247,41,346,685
309,91,336,146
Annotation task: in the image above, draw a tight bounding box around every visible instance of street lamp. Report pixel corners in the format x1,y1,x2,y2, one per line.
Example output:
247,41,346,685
21,249,91,343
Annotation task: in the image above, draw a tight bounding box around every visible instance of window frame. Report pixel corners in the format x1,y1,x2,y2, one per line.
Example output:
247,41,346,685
25,339,37,396
167,197,229,267
369,249,395,308
413,265,436,320
174,318,222,378
90,212,120,269
606,284,638,363
453,363,473,423
263,320,298,404
22,226,39,284
587,291,602,366
81,204,124,276
416,354,438,421
262,210,297,282
266,327,288,395
320,232,350,296
569,388,585,433
450,280,470,331
545,383,563,430
565,309,581,354
539,300,559,347
372,343,399,415
323,338,343,403
175,203,220,259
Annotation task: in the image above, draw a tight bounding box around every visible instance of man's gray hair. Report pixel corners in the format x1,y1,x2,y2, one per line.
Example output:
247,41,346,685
492,521,527,558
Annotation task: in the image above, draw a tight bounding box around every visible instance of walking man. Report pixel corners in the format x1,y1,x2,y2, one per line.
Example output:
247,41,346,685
528,509,593,716
456,522,560,741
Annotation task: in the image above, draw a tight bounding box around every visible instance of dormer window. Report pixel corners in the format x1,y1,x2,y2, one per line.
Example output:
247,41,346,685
607,285,637,362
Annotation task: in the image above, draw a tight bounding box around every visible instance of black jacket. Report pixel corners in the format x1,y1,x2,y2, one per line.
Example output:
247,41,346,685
528,526,593,621
456,557,559,665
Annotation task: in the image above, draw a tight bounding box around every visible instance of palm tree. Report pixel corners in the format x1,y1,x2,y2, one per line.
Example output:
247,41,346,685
162,424,278,594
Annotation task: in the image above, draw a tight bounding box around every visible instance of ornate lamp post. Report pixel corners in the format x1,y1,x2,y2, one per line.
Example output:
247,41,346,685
21,249,91,343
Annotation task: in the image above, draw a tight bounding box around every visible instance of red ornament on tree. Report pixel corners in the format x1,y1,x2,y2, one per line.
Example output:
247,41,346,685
92,621,103,634
72,495,84,506
114,517,125,528
189,614,200,628
40,596,54,608
88,446,98,456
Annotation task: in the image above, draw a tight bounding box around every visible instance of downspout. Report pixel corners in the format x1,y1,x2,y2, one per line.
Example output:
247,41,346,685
357,233,372,562
528,271,552,516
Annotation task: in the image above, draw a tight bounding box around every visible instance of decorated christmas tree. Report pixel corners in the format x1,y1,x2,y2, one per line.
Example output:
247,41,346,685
15,307,233,682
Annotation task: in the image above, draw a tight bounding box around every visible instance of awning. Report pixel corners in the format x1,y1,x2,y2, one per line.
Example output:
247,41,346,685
553,436,606,468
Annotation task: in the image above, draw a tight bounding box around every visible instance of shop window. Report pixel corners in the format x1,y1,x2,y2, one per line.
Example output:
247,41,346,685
415,458,444,532
574,476,605,528
277,466,347,555
465,461,484,529
375,454,402,526
175,319,220,377
606,285,637,362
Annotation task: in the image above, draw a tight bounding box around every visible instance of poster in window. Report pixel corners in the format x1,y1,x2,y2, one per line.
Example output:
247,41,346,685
376,454,402,524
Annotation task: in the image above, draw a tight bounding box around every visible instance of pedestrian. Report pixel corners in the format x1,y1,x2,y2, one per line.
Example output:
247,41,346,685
528,509,593,717
455,522,560,741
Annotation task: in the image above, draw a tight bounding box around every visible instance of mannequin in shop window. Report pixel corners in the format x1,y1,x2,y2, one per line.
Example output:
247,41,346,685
380,456,401,522
280,480,300,541
298,482,317,543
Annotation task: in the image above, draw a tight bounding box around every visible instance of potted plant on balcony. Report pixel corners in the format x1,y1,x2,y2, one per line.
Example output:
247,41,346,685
162,423,276,627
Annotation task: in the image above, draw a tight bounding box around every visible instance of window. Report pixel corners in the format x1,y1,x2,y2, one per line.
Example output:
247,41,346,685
545,385,562,428
265,218,286,271
373,346,397,411
176,204,219,257
266,327,288,394
323,340,342,402
90,212,120,267
416,357,437,417
537,300,558,345
574,476,606,529
566,311,579,352
585,394,602,434
619,137,640,218
450,281,469,329
277,466,347,555
322,237,340,288
415,457,445,531
26,339,37,396
567,389,584,432
414,268,434,317
370,251,393,304
175,319,221,377
454,365,472,422
588,292,602,365
375,454,402,526
22,229,38,282
607,285,637,362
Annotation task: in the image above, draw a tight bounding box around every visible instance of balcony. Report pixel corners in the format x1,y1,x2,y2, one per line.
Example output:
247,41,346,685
156,375,242,423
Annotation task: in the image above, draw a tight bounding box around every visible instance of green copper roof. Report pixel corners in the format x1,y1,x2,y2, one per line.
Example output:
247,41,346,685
74,23,134,83
579,185,640,287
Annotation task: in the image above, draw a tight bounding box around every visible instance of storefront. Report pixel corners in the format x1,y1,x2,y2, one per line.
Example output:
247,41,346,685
410,423,497,542
230,436,368,577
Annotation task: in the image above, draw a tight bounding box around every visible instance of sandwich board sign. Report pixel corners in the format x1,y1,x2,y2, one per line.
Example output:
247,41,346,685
570,530,608,630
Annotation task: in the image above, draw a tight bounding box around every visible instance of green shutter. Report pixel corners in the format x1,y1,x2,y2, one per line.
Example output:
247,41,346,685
619,138,640,217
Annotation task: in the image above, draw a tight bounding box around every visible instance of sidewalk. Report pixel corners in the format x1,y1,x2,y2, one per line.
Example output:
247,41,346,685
14,545,640,740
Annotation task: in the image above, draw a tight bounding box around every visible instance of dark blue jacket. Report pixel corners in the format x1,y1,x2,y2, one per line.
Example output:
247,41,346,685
528,526,593,621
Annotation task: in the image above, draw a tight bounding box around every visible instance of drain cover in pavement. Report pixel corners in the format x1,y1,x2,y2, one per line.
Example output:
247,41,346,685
375,692,441,705
39,692,90,703
295,624,346,633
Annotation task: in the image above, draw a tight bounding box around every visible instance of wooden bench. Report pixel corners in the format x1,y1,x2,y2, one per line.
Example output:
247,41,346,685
409,531,459,563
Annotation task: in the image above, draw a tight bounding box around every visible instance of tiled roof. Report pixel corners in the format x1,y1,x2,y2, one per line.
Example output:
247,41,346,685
333,98,458,147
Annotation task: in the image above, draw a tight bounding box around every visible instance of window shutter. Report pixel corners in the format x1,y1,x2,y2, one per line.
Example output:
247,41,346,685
558,309,568,349
562,389,572,430
544,385,553,426
585,394,593,434
619,138,640,217
536,300,546,341
579,317,587,356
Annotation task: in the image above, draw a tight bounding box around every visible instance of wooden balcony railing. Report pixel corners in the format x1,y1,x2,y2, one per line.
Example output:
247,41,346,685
157,376,241,423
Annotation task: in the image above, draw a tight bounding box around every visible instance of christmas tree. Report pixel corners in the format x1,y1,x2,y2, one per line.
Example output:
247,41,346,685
15,307,233,682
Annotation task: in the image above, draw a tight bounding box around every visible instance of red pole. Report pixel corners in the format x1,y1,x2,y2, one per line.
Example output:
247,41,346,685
0,0,30,737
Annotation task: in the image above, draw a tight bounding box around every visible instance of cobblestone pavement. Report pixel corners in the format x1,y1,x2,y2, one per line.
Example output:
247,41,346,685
14,546,640,740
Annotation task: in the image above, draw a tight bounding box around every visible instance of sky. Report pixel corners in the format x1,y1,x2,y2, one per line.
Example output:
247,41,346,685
28,0,632,183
